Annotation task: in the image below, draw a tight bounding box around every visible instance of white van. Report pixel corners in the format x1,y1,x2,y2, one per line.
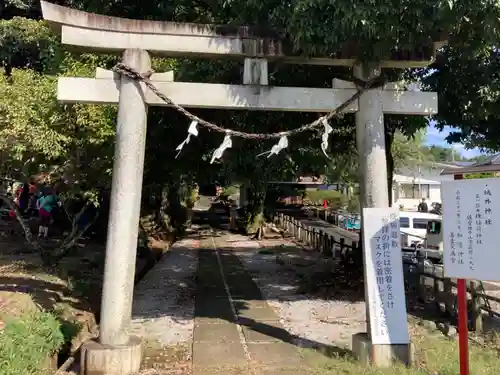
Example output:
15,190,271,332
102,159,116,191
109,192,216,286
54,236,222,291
399,211,441,247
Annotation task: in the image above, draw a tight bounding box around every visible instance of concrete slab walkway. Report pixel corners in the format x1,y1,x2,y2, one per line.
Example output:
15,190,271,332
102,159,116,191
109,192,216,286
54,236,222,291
193,233,309,375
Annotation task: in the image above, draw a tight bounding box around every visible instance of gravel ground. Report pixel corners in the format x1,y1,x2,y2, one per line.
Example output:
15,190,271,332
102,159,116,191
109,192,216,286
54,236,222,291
227,234,367,350
130,235,199,346
228,234,500,352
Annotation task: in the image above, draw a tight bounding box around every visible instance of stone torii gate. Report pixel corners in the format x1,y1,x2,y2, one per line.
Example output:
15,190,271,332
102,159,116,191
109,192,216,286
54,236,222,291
41,1,440,374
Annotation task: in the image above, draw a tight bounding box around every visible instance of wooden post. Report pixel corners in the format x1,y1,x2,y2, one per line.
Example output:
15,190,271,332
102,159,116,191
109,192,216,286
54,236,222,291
318,230,324,252
470,281,483,333
434,273,443,313
324,235,333,257
443,278,453,316
417,260,430,303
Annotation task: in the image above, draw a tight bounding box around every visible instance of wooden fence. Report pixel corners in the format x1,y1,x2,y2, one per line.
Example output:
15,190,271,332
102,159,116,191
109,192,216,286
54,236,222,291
274,212,361,258
413,262,500,333
275,211,500,333
306,206,359,230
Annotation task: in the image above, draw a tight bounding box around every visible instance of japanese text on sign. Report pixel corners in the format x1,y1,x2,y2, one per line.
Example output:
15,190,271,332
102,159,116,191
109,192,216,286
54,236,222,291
442,178,500,281
363,207,409,345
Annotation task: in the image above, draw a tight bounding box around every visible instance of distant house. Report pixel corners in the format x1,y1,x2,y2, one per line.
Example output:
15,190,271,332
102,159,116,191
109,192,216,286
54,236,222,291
392,173,440,210
440,154,500,176
393,161,476,210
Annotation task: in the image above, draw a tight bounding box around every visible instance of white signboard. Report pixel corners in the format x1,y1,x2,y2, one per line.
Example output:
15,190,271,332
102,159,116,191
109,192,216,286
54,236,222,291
442,178,500,281
362,207,409,345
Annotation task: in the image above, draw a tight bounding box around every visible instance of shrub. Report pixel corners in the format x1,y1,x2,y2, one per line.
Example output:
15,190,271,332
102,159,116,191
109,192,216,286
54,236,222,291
223,185,239,196
304,189,343,208
0,311,64,375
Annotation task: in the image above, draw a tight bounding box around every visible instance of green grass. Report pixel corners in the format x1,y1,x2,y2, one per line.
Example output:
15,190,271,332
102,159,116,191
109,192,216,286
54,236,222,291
0,311,64,375
302,326,500,375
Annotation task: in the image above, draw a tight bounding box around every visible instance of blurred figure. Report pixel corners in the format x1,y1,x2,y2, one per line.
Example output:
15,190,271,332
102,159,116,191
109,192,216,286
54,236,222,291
18,183,30,214
37,188,59,238
417,198,428,213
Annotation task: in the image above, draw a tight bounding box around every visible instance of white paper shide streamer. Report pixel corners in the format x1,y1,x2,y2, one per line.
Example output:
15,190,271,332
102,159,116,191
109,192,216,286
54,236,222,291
267,135,288,158
175,120,199,158
321,118,333,158
210,133,232,164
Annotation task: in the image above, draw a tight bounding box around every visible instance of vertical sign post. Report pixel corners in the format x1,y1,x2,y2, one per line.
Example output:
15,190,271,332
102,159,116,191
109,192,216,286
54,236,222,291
442,176,500,375
363,207,410,346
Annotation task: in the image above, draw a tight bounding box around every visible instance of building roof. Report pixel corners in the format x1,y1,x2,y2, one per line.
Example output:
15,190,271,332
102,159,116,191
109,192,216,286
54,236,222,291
440,154,500,175
393,173,441,185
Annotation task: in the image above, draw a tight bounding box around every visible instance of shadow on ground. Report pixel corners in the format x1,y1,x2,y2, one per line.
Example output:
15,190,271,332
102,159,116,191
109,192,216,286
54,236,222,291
134,209,500,367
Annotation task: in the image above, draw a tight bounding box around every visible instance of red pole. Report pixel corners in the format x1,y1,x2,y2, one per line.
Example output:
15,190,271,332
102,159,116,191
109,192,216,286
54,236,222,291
457,279,469,375
454,173,469,375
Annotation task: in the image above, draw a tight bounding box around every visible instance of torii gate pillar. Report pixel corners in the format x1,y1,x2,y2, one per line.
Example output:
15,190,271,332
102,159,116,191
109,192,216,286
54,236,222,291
81,49,149,374
354,63,389,208
351,63,414,367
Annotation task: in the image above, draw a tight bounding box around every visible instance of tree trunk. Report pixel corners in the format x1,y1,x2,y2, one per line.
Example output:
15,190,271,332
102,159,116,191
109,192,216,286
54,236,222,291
0,194,98,265
245,183,267,235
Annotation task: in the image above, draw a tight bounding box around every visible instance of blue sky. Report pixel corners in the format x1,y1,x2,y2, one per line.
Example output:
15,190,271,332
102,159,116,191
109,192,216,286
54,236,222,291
425,122,482,159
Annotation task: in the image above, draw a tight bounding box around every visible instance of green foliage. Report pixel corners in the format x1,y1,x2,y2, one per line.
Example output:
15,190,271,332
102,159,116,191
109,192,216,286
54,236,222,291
391,129,428,170
0,18,61,74
0,69,68,169
0,64,116,189
426,29,500,151
223,185,240,197
0,311,64,375
344,194,360,213
305,189,343,206
425,145,464,162
2,0,500,231
464,173,496,179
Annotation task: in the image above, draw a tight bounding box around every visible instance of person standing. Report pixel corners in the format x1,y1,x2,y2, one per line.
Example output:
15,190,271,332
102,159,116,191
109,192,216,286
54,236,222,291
37,189,59,238
18,183,30,214
27,184,39,217
417,197,428,213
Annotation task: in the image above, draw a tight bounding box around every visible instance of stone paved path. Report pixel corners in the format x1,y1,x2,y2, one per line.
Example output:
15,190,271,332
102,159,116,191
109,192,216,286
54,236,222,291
193,232,309,375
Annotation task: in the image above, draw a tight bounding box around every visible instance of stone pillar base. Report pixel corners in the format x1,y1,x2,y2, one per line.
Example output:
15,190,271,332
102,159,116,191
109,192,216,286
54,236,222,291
81,336,142,375
352,333,414,367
